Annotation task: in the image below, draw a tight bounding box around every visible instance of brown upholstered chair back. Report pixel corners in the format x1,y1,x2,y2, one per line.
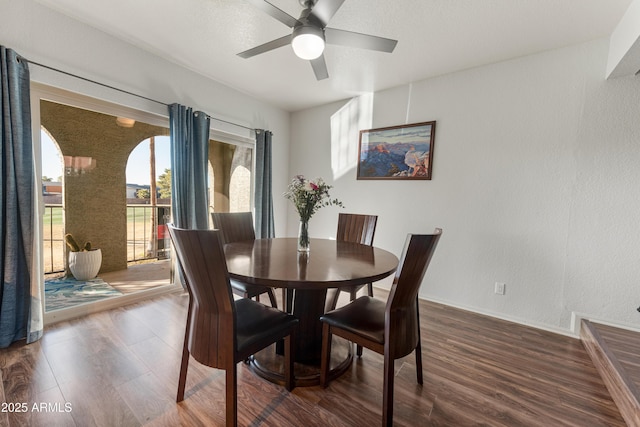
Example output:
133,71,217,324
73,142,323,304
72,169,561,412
167,225,235,369
336,213,377,245
386,230,442,358
211,212,256,244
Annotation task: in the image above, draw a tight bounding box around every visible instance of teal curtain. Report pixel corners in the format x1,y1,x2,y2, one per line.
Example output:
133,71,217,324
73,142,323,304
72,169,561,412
254,129,275,238
0,47,42,348
169,104,210,230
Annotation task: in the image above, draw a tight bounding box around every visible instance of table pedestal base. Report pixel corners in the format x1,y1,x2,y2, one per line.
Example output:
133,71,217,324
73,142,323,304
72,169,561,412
248,337,353,387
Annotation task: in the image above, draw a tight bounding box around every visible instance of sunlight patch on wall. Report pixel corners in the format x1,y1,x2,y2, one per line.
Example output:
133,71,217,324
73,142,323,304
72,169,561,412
330,93,373,180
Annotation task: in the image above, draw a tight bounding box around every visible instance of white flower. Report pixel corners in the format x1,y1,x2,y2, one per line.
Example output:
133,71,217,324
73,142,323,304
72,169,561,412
284,175,343,222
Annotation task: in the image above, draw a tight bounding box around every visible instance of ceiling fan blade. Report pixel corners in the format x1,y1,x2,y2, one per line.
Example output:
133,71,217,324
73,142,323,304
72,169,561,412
310,0,345,27
325,28,397,53
310,55,329,80
237,34,292,59
245,0,300,28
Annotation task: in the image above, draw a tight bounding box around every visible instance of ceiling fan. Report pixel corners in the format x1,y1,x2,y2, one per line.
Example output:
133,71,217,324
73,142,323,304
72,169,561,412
238,0,398,80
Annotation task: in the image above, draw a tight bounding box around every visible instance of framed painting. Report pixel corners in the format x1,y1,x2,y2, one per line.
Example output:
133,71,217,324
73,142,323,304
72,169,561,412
357,121,436,180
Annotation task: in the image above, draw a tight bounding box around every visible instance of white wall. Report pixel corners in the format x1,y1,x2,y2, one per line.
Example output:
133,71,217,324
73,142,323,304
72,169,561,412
4,0,640,336
289,38,640,335
0,0,291,234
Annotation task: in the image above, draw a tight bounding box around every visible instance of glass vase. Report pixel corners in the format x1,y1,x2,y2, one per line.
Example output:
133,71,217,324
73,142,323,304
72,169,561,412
298,219,310,252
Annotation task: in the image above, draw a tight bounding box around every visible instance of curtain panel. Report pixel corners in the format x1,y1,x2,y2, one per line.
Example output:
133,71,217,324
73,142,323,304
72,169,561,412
0,47,43,348
254,129,275,238
169,104,210,230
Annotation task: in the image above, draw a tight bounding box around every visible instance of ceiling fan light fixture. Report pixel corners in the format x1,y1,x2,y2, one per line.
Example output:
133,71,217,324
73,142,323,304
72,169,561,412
292,25,325,60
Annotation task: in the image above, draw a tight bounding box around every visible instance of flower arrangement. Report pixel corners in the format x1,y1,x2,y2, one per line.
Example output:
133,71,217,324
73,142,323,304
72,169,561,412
284,175,343,251
284,175,343,222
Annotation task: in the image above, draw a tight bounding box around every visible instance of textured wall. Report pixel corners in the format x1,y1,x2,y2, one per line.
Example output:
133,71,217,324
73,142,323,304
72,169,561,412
289,39,640,335
208,142,252,213
40,100,169,273
209,141,235,213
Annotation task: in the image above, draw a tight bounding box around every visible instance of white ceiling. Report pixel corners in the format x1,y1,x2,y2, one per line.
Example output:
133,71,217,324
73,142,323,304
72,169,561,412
35,0,632,112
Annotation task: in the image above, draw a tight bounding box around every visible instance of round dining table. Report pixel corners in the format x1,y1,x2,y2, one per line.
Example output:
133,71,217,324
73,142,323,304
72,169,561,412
224,237,399,386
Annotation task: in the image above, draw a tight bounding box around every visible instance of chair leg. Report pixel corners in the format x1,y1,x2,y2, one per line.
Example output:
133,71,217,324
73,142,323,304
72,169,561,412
327,289,340,311
176,338,190,402
226,366,238,427
415,338,423,385
177,298,192,402
382,356,395,427
354,288,368,358
415,296,423,385
267,288,278,308
284,331,295,391
285,289,294,313
320,323,332,387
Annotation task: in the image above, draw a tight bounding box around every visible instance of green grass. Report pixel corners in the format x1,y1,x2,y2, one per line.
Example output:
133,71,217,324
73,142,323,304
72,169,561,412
127,206,152,224
43,206,163,229
43,206,63,226
44,207,157,224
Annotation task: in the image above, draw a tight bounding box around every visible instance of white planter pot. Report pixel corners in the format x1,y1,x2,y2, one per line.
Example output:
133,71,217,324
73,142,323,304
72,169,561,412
68,249,102,281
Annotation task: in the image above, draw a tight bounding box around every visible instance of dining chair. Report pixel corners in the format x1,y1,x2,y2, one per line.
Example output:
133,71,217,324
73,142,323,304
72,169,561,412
325,213,378,311
168,224,298,427
211,212,278,308
319,229,442,427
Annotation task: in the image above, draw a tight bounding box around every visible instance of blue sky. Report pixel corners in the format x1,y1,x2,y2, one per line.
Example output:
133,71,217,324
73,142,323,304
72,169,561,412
41,131,171,185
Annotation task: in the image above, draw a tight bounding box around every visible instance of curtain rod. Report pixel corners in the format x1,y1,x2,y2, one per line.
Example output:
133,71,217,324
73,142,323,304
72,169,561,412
22,58,255,132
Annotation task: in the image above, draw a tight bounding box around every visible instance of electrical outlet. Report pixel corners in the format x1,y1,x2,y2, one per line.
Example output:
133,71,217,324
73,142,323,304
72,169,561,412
494,282,506,295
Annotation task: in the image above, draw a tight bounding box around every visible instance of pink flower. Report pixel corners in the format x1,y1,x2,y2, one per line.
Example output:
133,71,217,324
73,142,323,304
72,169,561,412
284,175,343,221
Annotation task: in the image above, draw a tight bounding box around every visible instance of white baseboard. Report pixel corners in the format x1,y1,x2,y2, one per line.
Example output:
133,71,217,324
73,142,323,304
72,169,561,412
571,311,640,337
370,284,576,338
421,294,576,338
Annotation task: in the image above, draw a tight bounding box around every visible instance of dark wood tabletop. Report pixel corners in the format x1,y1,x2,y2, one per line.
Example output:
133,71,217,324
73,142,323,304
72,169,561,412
224,237,399,290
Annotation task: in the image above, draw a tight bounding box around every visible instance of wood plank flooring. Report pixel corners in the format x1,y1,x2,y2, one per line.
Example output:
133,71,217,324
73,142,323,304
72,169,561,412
581,320,640,426
0,290,626,426
592,322,640,395
101,260,172,294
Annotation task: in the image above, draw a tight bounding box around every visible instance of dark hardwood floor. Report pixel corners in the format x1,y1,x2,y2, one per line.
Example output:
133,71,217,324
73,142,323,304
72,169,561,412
0,290,626,426
581,320,640,426
592,322,640,396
